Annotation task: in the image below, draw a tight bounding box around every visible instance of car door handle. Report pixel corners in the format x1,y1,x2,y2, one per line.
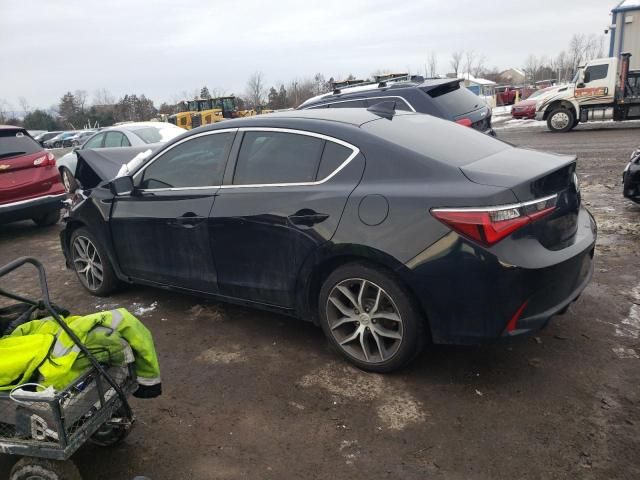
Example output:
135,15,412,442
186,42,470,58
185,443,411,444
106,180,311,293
168,213,206,229
288,211,329,227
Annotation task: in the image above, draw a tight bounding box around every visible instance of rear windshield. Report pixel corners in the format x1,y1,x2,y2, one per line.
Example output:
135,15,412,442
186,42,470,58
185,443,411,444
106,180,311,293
426,81,484,117
362,113,508,167
0,130,43,158
130,126,183,144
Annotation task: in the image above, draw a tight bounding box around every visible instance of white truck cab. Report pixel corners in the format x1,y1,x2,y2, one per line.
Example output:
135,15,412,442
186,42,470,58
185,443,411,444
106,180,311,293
535,53,640,132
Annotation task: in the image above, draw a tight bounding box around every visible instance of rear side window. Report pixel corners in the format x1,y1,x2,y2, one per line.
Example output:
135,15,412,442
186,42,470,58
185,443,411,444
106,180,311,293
426,81,483,117
316,142,352,180
234,132,324,185
368,97,412,111
0,130,42,158
585,64,608,82
141,132,233,189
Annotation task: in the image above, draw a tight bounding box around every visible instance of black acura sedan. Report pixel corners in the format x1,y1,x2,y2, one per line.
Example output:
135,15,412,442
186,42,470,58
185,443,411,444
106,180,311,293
60,106,596,372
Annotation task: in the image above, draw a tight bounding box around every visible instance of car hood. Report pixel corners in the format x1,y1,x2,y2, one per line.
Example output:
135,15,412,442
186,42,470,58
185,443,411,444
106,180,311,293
75,146,156,189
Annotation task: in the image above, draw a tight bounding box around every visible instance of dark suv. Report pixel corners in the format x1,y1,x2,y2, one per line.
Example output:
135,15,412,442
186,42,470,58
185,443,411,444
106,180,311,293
299,76,495,135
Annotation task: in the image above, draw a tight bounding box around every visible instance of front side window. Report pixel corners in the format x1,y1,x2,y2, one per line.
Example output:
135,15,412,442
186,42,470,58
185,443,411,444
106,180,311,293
584,64,608,83
83,133,105,149
140,132,233,189
234,131,324,185
131,126,184,144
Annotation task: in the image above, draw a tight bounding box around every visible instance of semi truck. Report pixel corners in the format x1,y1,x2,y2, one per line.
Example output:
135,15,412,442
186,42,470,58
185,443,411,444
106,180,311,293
535,53,640,132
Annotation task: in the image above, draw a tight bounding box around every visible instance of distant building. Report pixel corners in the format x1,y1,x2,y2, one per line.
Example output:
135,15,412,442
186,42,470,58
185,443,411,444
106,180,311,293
498,68,526,85
461,74,497,107
609,0,640,69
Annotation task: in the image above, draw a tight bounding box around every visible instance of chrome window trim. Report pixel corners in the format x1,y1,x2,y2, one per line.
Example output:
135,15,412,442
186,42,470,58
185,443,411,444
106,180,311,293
135,127,360,192
431,194,558,214
222,127,360,189
302,95,416,113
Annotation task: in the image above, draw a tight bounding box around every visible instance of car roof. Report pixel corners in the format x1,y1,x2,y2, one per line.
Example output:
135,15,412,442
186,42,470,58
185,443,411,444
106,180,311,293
299,78,460,108
0,125,26,131
105,122,182,132
202,108,401,131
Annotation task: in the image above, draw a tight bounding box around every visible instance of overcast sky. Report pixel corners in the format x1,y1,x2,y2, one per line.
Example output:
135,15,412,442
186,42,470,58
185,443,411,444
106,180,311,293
0,0,615,110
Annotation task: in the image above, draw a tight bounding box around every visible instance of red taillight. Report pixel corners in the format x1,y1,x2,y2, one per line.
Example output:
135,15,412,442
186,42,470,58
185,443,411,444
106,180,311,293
431,195,557,247
33,152,56,167
455,118,473,127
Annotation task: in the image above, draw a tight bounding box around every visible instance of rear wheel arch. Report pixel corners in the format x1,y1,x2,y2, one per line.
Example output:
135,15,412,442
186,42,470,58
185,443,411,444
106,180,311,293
298,247,431,337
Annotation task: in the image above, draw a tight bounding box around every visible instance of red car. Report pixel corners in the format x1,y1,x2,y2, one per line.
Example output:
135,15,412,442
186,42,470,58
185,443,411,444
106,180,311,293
0,126,66,226
511,87,555,120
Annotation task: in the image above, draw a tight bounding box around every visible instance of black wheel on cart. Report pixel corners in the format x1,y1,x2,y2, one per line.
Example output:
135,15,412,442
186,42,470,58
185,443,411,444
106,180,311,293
9,457,81,480
89,406,132,447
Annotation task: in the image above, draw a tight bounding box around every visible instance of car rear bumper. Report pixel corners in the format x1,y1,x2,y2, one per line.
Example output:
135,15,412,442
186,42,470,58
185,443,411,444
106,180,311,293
0,193,66,224
512,112,535,119
535,111,545,121
404,206,597,344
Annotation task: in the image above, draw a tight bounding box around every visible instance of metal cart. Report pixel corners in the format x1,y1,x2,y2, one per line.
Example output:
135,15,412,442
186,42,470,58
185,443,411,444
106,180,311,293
0,257,138,480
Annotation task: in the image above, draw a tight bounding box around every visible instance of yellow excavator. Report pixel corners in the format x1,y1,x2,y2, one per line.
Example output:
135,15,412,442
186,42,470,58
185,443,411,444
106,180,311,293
169,97,239,130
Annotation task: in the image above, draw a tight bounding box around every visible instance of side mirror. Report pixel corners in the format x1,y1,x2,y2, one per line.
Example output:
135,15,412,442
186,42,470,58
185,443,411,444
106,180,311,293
110,176,134,196
577,83,585,88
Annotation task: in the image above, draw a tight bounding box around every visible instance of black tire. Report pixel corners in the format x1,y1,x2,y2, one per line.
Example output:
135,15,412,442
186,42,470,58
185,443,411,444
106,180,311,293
10,458,81,480
60,167,77,193
318,262,425,373
69,227,119,296
89,407,132,447
546,108,576,133
32,209,60,227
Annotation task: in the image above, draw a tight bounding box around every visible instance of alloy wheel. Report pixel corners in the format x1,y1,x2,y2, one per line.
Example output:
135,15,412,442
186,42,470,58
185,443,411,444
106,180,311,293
72,236,104,291
326,278,403,363
62,170,73,192
550,111,570,130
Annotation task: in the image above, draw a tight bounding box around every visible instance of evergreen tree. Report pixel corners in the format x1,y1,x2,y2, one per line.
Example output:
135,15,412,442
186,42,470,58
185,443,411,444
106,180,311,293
23,109,59,131
200,86,211,99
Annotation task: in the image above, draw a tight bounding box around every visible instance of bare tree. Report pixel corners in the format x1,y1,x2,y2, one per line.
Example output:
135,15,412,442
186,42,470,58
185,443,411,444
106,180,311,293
18,97,30,114
568,34,587,73
427,52,438,77
464,50,475,79
524,54,541,83
472,55,486,78
246,71,266,108
450,50,463,77
74,90,88,114
584,34,604,61
0,98,13,123
93,88,115,105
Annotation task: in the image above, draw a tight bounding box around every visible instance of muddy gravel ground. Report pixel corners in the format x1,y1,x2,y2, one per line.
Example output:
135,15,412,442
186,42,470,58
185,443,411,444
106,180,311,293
1,123,639,479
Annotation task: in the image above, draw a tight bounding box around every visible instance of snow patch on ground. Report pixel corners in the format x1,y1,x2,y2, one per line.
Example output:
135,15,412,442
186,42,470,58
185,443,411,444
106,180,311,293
376,392,428,431
616,285,640,339
298,363,427,431
196,346,245,364
132,301,158,316
612,346,639,359
298,364,383,401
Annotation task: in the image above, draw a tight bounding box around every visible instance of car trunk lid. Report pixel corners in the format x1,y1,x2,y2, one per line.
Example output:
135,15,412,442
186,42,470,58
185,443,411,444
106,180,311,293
460,148,580,250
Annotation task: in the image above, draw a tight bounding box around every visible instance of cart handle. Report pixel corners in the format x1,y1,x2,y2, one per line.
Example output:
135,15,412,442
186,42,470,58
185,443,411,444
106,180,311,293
0,256,133,419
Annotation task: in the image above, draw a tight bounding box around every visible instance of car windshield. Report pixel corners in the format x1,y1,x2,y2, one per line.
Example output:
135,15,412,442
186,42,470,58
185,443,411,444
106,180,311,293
130,125,184,144
427,81,483,117
0,130,43,158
